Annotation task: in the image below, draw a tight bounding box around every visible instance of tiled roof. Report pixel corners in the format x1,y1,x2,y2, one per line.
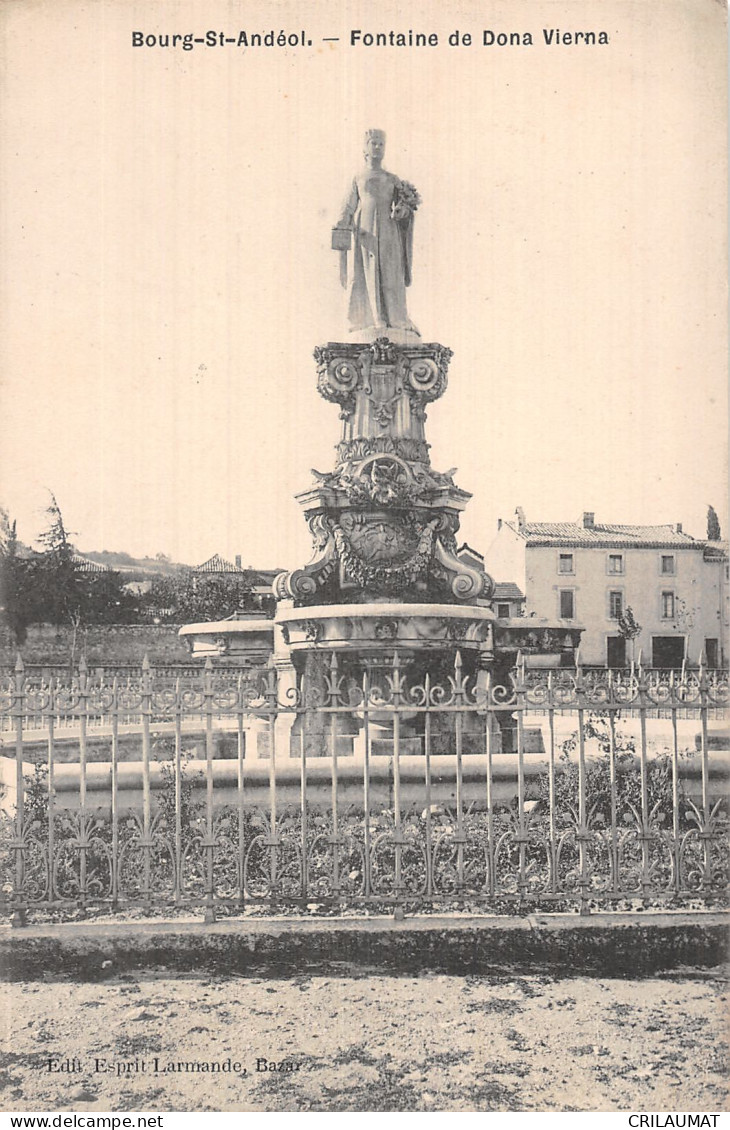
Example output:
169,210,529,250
71,553,111,573
193,554,244,574
493,582,525,601
510,521,698,549
457,542,484,564
702,540,729,560
246,569,282,585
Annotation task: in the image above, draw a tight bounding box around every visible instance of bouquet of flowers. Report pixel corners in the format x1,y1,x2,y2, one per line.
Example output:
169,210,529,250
392,180,421,221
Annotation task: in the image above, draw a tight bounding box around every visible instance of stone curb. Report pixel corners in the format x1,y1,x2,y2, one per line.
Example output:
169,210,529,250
1,911,728,980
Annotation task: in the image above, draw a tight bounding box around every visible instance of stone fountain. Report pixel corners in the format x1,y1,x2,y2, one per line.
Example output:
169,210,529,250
271,128,496,759
180,128,581,755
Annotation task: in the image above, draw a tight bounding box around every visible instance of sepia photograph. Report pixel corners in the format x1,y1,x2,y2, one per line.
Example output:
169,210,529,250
0,0,727,1116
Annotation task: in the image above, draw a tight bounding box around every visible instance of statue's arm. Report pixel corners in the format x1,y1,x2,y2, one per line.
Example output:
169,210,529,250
332,179,358,287
337,179,359,229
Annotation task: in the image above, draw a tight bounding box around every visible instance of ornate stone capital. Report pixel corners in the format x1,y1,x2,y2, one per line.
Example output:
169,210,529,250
314,346,360,418
313,340,453,417
400,345,453,414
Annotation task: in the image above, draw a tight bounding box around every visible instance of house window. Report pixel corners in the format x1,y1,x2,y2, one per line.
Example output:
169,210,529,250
608,554,624,575
609,591,623,619
558,553,574,574
661,591,675,619
661,555,675,575
559,590,575,619
496,603,511,618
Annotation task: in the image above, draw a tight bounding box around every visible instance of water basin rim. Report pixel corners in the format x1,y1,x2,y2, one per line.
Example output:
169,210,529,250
275,602,496,623
178,619,276,636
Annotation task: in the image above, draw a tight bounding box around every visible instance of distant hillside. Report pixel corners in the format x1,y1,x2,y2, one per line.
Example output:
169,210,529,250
79,551,190,577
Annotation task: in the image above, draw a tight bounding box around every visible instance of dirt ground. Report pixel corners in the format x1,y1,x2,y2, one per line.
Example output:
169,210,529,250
1,967,727,1112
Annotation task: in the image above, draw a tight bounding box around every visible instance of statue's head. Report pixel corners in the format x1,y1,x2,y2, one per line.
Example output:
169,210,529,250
363,129,386,162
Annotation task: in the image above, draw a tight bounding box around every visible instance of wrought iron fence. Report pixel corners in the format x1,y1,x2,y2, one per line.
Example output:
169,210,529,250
0,655,727,923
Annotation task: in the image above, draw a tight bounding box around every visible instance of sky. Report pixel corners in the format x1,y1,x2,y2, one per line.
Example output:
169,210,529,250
0,0,726,571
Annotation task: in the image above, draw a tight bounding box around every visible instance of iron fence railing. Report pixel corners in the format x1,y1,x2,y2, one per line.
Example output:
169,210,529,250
0,655,727,923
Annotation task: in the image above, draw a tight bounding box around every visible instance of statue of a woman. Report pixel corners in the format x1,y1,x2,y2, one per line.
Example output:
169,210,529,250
333,130,420,338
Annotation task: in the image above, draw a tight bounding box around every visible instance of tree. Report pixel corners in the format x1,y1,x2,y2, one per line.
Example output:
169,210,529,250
617,606,641,642
617,605,642,666
37,495,81,618
34,493,85,665
707,505,722,541
82,569,139,625
0,510,40,644
2,496,144,648
141,570,253,622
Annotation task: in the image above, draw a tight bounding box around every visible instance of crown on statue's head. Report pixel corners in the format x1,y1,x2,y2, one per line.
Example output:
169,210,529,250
364,129,386,143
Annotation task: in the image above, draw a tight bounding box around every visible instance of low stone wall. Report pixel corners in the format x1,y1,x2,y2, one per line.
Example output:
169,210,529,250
1,913,727,979
0,623,191,666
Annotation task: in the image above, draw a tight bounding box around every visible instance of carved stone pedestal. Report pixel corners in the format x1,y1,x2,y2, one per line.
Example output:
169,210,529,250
275,338,493,608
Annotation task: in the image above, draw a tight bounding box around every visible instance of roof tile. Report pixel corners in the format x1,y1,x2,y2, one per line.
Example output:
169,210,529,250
517,522,698,548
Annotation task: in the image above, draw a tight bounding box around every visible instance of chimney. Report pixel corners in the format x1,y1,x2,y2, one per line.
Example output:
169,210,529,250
583,512,595,529
676,523,683,534
235,554,242,568
515,507,526,532
497,518,502,530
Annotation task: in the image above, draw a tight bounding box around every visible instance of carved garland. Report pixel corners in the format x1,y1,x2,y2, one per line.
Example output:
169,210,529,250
332,519,438,591
336,436,431,466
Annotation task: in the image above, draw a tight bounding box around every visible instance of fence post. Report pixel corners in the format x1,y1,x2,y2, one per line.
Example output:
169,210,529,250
574,654,591,915
173,675,183,906
326,651,341,907
483,669,496,900
697,653,712,892
362,669,373,900
547,669,558,895
264,660,279,904
607,671,620,896
110,676,120,911
453,651,467,901
298,678,308,901
391,650,405,919
202,656,216,923
636,656,652,903
140,654,153,912
236,673,246,909
77,655,89,914
423,671,433,901
514,652,529,909
46,678,57,908
669,669,681,896
11,655,27,927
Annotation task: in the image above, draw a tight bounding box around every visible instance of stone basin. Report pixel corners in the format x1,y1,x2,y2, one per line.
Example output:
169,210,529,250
275,601,494,657
179,616,274,661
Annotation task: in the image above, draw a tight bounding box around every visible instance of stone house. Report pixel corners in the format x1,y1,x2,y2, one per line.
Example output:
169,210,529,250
484,510,728,668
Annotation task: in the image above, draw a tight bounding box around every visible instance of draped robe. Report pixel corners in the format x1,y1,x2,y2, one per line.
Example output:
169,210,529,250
339,169,418,335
